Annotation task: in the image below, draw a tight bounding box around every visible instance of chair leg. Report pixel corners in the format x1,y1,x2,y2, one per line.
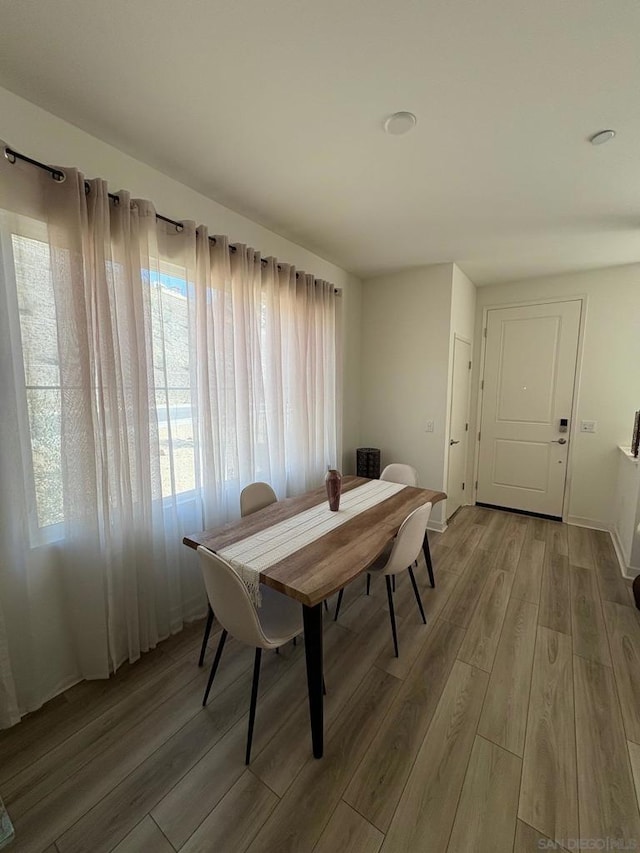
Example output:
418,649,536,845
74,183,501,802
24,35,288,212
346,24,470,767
424,532,436,588
366,573,371,596
408,565,427,625
202,628,227,706
198,604,214,667
385,576,399,658
293,636,297,646
323,599,329,612
245,648,262,764
334,588,344,621
323,677,327,696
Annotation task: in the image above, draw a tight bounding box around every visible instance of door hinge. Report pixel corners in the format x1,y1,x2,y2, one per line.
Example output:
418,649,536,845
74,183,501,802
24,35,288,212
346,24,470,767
480,379,484,390
462,482,465,490
478,431,481,441
483,327,487,338
468,360,472,370
465,423,468,431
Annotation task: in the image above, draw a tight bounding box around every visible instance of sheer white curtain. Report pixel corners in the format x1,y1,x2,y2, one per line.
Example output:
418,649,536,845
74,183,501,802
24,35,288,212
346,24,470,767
0,147,338,726
262,259,338,496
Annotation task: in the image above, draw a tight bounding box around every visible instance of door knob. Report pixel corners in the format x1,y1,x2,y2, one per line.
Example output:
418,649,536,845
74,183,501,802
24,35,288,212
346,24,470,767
450,439,460,446
551,438,567,445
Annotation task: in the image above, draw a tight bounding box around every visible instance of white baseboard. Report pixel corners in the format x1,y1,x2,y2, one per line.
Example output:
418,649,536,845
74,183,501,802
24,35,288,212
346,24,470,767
610,527,640,580
428,519,447,534
567,516,639,580
566,515,611,531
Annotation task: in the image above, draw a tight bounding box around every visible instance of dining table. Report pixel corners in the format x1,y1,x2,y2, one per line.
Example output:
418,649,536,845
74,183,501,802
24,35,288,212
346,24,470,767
183,475,446,758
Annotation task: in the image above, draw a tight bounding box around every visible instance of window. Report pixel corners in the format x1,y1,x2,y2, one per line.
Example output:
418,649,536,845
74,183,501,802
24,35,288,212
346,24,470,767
12,228,64,530
2,206,337,542
147,264,197,499
8,223,201,535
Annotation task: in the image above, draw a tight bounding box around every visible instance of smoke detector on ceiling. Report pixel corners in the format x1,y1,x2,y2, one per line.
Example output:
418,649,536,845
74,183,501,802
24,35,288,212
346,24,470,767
590,129,616,145
384,112,417,135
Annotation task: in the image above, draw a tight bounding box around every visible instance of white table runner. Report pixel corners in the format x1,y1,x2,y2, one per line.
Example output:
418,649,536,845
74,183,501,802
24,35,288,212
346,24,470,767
218,479,406,604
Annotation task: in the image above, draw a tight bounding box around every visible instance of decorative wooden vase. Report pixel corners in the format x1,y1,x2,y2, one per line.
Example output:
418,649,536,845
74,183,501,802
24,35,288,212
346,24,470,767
325,468,342,512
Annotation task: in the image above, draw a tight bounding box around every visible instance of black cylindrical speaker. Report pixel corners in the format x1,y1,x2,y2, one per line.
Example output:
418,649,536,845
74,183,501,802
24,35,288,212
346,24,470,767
356,447,381,479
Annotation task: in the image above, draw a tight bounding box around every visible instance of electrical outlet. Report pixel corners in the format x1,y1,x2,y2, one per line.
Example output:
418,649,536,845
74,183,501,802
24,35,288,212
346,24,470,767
425,421,434,433
580,420,597,433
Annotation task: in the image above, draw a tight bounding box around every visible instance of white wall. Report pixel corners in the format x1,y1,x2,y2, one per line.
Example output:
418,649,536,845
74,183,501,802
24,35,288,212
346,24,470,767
340,273,362,472
360,264,454,527
448,265,477,507
471,264,640,528
613,449,640,574
451,265,477,346
0,85,362,473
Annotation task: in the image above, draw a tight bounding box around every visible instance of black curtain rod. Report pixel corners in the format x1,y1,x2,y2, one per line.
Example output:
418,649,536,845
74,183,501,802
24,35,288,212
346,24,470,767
4,145,189,231
4,146,66,183
4,146,340,291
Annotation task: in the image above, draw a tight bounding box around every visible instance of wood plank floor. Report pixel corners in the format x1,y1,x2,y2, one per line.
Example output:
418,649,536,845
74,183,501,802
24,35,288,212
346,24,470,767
2,506,640,853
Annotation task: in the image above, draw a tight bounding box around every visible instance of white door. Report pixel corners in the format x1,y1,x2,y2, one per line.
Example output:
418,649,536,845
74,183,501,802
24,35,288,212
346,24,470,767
447,336,472,519
477,300,582,518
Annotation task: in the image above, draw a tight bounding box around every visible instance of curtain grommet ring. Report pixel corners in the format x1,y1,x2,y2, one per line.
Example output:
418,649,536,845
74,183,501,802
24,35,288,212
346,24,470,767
52,169,66,183
176,224,184,233
4,147,17,164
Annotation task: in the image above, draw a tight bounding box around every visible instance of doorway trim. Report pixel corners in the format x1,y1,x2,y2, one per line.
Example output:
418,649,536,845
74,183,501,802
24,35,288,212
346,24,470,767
472,293,588,523
446,332,472,520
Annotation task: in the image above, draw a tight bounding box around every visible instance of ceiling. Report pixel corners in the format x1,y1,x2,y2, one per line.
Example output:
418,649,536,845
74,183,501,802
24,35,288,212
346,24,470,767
0,0,639,284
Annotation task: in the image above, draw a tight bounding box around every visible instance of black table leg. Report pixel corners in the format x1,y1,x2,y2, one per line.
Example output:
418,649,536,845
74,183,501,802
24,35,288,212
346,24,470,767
302,602,324,759
423,532,435,588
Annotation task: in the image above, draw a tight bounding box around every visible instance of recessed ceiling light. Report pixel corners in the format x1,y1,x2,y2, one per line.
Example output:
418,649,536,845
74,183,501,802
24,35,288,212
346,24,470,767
384,112,417,135
590,129,616,145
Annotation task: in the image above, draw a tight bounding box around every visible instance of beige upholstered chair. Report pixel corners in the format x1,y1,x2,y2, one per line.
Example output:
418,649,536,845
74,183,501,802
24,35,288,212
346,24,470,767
198,482,278,668
380,463,419,487
240,481,278,517
379,462,435,588
335,503,432,657
198,546,302,763
378,464,420,591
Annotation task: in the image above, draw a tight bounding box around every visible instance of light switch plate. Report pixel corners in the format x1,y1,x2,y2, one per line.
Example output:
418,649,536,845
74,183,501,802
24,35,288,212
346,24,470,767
580,420,597,433
425,421,434,433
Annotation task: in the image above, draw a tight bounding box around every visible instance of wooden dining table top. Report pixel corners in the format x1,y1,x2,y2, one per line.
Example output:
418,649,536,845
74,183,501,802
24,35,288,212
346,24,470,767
183,476,446,607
